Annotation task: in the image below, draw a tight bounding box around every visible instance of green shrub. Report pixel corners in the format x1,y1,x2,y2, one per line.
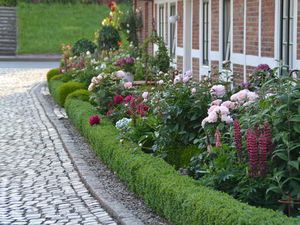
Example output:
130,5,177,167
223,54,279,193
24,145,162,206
165,145,201,170
46,68,61,81
98,25,121,52
72,39,97,56
56,81,86,107
50,74,64,81
0,0,16,6
66,89,90,102
62,98,299,225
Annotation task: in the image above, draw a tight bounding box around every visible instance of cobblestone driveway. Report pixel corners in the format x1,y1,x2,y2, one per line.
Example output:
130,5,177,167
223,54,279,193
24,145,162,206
0,69,117,225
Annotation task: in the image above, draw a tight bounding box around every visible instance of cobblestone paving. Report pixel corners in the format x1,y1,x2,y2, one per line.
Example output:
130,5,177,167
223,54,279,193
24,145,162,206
0,69,118,225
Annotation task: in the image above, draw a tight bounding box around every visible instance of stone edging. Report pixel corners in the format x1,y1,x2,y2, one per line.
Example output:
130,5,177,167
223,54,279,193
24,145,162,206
31,82,145,225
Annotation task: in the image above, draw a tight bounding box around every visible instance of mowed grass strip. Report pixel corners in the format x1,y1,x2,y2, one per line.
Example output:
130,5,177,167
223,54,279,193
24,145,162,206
17,3,129,54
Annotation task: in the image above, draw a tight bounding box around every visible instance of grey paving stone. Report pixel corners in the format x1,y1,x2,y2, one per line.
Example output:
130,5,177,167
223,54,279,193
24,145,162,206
0,68,117,224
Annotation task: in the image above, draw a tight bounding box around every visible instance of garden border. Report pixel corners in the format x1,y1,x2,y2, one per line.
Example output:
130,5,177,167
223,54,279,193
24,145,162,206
47,77,300,225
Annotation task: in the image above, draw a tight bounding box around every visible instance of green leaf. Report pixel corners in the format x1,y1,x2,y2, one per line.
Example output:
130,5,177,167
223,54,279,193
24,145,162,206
288,160,300,170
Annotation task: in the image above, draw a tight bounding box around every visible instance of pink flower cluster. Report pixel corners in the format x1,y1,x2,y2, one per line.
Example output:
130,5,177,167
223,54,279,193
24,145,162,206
116,57,135,67
230,89,259,106
173,70,193,84
210,85,226,98
202,100,233,127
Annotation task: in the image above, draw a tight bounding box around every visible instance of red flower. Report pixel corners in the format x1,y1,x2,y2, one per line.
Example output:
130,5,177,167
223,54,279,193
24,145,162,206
263,122,273,154
89,115,101,126
113,95,124,104
124,95,135,103
108,1,117,12
233,120,243,160
246,128,259,177
258,131,268,176
137,104,149,117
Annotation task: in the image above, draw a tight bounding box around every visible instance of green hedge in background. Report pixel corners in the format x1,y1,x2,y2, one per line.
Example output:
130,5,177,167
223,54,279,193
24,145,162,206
0,0,16,6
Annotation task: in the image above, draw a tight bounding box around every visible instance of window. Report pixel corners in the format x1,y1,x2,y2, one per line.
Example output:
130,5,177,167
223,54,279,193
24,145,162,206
169,3,176,58
202,0,209,65
279,0,294,67
158,4,165,38
223,0,231,62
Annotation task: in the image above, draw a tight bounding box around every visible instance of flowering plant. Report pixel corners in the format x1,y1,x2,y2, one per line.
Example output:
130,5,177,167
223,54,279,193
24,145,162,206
115,56,135,73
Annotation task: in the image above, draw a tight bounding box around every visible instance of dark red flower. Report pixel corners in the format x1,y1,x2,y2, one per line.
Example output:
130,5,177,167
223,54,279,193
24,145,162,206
246,128,259,177
124,95,135,103
137,104,149,117
113,95,124,104
233,120,243,160
258,131,268,176
89,115,101,126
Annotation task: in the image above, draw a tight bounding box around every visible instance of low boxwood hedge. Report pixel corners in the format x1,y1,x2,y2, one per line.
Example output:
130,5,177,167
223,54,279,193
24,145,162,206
46,68,61,82
48,79,299,225
0,0,16,6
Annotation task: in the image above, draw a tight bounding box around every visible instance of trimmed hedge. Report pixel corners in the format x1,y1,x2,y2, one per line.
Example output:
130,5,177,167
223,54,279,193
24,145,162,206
48,79,299,225
46,68,61,81
65,89,90,102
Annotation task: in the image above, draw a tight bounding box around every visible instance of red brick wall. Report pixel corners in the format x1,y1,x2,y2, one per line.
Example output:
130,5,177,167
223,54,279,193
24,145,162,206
192,57,200,81
298,4,300,59
165,2,168,43
192,0,200,49
246,0,259,56
261,0,275,57
177,0,183,48
233,0,244,54
211,0,219,51
233,64,244,84
177,56,183,71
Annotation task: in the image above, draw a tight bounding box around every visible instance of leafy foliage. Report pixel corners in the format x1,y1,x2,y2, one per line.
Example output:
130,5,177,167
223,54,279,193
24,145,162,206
72,39,97,56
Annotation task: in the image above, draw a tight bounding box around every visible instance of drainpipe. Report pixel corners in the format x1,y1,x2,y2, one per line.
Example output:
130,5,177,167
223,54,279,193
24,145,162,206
243,0,247,82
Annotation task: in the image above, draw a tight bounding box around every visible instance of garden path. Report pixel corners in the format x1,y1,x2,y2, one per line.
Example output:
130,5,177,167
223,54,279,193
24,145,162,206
0,68,117,225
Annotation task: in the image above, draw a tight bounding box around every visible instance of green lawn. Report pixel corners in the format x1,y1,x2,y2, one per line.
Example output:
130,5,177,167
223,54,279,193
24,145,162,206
17,3,129,54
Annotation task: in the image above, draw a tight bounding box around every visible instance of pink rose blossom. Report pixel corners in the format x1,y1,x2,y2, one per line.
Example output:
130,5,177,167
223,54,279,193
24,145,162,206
116,70,126,78
124,82,133,89
221,101,236,110
142,92,149,99
208,105,218,113
247,91,259,101
210,85,226,98
211,99,222,106
191,88,197,95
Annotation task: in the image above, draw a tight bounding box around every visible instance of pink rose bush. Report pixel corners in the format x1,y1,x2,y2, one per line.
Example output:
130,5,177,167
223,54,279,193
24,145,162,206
210,85,226,98
230,89,259,106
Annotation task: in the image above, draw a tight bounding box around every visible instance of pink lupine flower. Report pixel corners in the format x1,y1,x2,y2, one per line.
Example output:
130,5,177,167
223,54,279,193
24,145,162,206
258,131,268,176
233,120,243,160
89,115,101,126
215,129,222,147
246,128,259,177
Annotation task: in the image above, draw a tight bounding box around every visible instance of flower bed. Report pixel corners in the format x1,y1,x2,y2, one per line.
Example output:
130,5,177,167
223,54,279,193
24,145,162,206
46,0,300,222
47,78,298,224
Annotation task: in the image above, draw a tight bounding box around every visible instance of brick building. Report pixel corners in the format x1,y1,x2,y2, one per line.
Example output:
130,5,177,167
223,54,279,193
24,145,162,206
134,0,300,82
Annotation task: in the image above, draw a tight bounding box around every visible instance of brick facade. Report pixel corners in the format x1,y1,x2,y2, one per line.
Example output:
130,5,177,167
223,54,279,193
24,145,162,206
136,0,300,83
233,0,244,54
192,0,200,50
177,1,183,48
246,0,259,56
261,0,275,57
211,0,219,52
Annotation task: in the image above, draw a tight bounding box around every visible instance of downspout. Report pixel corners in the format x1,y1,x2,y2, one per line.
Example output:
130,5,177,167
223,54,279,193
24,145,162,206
243,0,247,82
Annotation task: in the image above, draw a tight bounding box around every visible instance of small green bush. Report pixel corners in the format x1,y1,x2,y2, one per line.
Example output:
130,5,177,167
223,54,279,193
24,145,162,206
98,25,121,52
46,68,61,81
0,0,16,6
72,39,97,56
66,89,90,102
56,81,86,107
50,74,64,81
